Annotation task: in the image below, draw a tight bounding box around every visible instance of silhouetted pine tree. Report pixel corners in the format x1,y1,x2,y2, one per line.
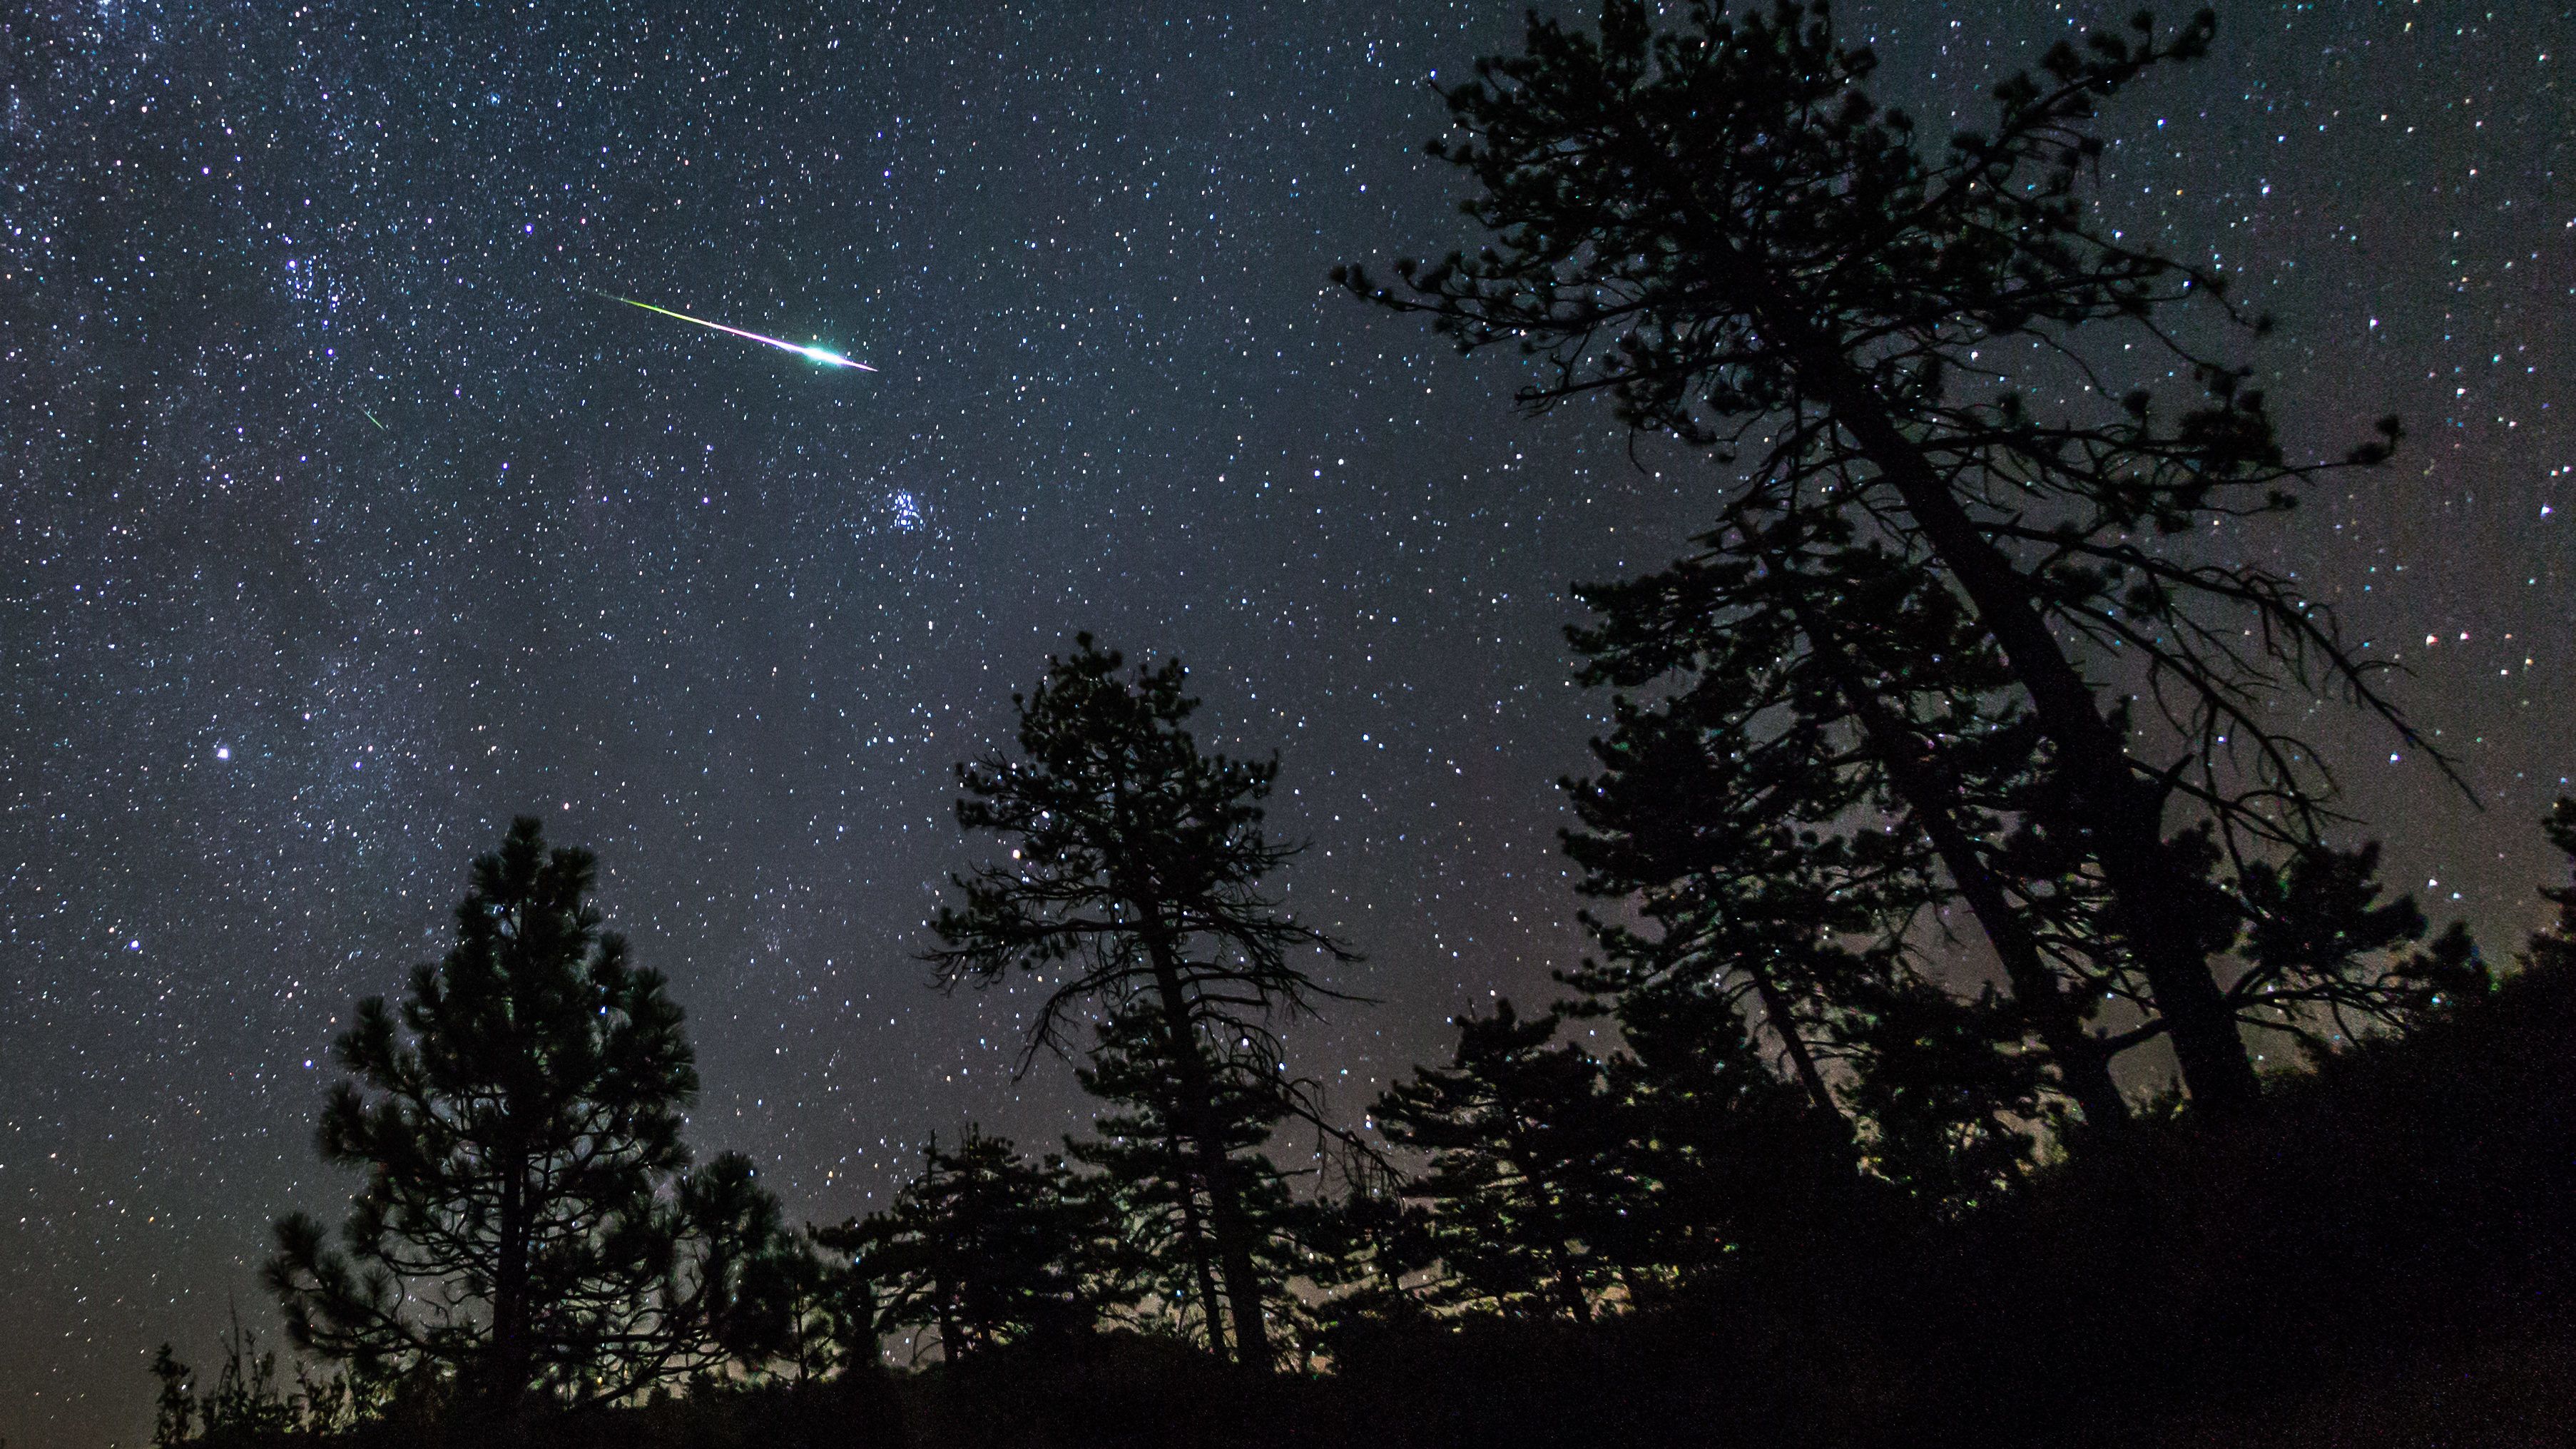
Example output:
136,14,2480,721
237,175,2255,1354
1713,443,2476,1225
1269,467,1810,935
1064,1000,1300,1358
673,1154,831,1378
1293,1167,1437,1358
1838,978,2043,1214
828,1128,1112,1363
2528,800,2576,975
2226,841,2483,1050
755,1226,879,1383
267,818,803,1413
1563,528,2134,1132
1559,560,1898,1124
1342,0,2445,1115
1597,979,1860,1277
1564,532,2473,1186
1370,1001,1631,1323
927,635,1360,1370
149,1316,316,1448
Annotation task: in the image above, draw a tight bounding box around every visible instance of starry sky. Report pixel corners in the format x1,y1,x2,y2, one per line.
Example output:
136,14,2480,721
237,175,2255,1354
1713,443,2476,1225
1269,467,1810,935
1,2,2567,1444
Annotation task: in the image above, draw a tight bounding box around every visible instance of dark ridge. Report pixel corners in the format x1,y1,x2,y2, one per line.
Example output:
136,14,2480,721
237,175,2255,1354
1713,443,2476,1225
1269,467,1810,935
175,957,2576,1449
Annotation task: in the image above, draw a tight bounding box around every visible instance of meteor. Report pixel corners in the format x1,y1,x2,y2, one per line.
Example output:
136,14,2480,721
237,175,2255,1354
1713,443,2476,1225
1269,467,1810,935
593,291,876,371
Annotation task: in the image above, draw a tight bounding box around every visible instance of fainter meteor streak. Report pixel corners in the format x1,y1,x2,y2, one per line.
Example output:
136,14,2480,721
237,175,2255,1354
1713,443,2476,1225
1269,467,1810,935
594,291,876,371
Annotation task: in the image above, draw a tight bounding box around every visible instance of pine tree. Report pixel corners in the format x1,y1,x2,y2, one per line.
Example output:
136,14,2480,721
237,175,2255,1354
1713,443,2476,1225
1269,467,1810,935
2528,800,2576,977
1370,1001,1631,1323
927,636,1360,1369
149,1316,301,1448
2226,841,2483,1050
1064,1000,1299,1357
1564,529,2132,1131
266,818,798,1411
755,1226,879,1384
1293,1166,1437,1358
829,1129,1111,1363
671,1152,830,1378
1839,979,2043,1214
1559,556,1899,1127
1342,0,2445,1115
1599,979,1858,1277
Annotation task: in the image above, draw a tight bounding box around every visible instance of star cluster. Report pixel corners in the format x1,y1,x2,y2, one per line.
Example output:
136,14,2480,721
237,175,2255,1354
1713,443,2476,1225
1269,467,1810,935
1,4,2566,1445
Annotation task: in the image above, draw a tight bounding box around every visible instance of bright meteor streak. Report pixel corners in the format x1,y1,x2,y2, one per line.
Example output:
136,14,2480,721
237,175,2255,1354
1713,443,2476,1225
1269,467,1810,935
594,292,876,371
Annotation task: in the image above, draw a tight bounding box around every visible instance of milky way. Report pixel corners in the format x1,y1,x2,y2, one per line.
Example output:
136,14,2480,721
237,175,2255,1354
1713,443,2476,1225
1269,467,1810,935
2,4,2568,1445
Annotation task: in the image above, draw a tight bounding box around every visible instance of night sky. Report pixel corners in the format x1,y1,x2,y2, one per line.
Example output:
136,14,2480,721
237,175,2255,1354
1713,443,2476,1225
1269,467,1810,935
3,3,2567,1444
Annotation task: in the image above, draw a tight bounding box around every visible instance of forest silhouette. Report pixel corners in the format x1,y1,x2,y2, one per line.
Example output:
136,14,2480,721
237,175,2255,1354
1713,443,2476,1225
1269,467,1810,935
144,5,2576,1445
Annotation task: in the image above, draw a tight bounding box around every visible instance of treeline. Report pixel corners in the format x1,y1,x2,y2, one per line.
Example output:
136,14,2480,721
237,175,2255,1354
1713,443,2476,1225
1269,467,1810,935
146,785,2576,1443
151,1,2569,1443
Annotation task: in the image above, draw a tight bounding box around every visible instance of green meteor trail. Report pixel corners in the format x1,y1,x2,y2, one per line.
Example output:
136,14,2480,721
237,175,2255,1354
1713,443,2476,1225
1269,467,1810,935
594,291,876,371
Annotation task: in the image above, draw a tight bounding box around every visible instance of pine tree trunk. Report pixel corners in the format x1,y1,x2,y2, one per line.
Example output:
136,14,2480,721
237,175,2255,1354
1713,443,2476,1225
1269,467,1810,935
1203,1160,1273,1371
936,1276,961,1363
1547,1238,1592,1325
1167,1135,1231,1361
1771,563,2131,1129
1144,938,1273,1371
490,1153,532,1406
1743,953,1841,1121
1785,341,2262,1114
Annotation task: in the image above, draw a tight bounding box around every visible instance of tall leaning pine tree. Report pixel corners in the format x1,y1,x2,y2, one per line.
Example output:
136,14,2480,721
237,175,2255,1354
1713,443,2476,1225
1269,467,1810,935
927,635,1359,1370
1343,1,2448,1114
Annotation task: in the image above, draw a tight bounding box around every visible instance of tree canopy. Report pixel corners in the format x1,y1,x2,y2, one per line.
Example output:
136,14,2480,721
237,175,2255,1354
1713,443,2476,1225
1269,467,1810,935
266,818,800,1411
927,635,1359,1368
1342,0,2453,1112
